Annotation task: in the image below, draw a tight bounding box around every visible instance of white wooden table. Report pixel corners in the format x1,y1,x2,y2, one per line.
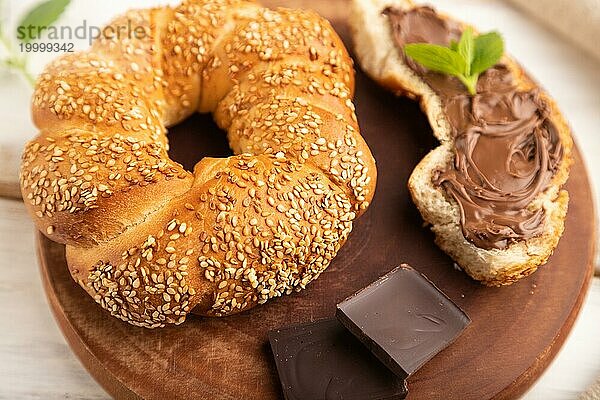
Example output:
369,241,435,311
1,0,599,399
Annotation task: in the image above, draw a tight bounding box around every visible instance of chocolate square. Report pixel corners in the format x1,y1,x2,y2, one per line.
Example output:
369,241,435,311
336,264,470,378
268,318,407,400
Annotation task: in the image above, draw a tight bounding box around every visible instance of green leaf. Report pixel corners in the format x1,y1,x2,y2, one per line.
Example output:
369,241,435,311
457,27,474,75
16,0,70,43
403,28,504,96
457,74,478,95
471,31,504,75
404,43,466,77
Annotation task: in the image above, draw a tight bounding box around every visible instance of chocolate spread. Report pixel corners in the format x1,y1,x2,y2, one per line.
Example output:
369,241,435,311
385,6,563,250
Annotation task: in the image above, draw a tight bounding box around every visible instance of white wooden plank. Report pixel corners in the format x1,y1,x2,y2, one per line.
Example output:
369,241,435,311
506,0,600,62
0,198,109,399
580,376,600,400
523,279,600,399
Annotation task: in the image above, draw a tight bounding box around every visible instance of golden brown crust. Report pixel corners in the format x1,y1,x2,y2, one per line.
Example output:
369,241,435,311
351,0,572,286
20,0,377,327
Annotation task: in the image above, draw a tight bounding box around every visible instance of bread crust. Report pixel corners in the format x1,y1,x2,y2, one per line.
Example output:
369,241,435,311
350,0,573,286
20,0,377,327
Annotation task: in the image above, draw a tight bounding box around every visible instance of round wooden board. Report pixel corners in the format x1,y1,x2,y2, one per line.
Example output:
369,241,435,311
37,3,595,400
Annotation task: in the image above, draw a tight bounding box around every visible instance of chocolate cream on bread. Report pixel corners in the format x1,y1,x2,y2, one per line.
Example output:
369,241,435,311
384,6,563,250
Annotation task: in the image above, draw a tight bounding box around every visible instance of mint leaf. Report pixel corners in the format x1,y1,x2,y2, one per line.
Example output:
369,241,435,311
457,27,474,75
403,27,504,95
471,31,503,75
404,43,466,77
16,0,71,43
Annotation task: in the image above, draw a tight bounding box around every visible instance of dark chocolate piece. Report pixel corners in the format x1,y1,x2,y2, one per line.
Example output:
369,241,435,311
336,264,470,378
268,318,408,400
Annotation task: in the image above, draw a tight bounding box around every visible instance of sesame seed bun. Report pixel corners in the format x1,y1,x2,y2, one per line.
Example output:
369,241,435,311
20,0,377,328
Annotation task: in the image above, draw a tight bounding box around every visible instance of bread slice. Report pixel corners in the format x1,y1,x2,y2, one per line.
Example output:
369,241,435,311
350,0,573,285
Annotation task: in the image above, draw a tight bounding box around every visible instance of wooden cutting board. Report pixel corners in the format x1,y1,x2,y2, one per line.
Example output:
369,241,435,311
36,2,595,399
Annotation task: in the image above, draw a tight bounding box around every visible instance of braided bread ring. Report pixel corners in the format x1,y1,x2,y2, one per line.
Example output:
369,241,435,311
20,0,377,328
